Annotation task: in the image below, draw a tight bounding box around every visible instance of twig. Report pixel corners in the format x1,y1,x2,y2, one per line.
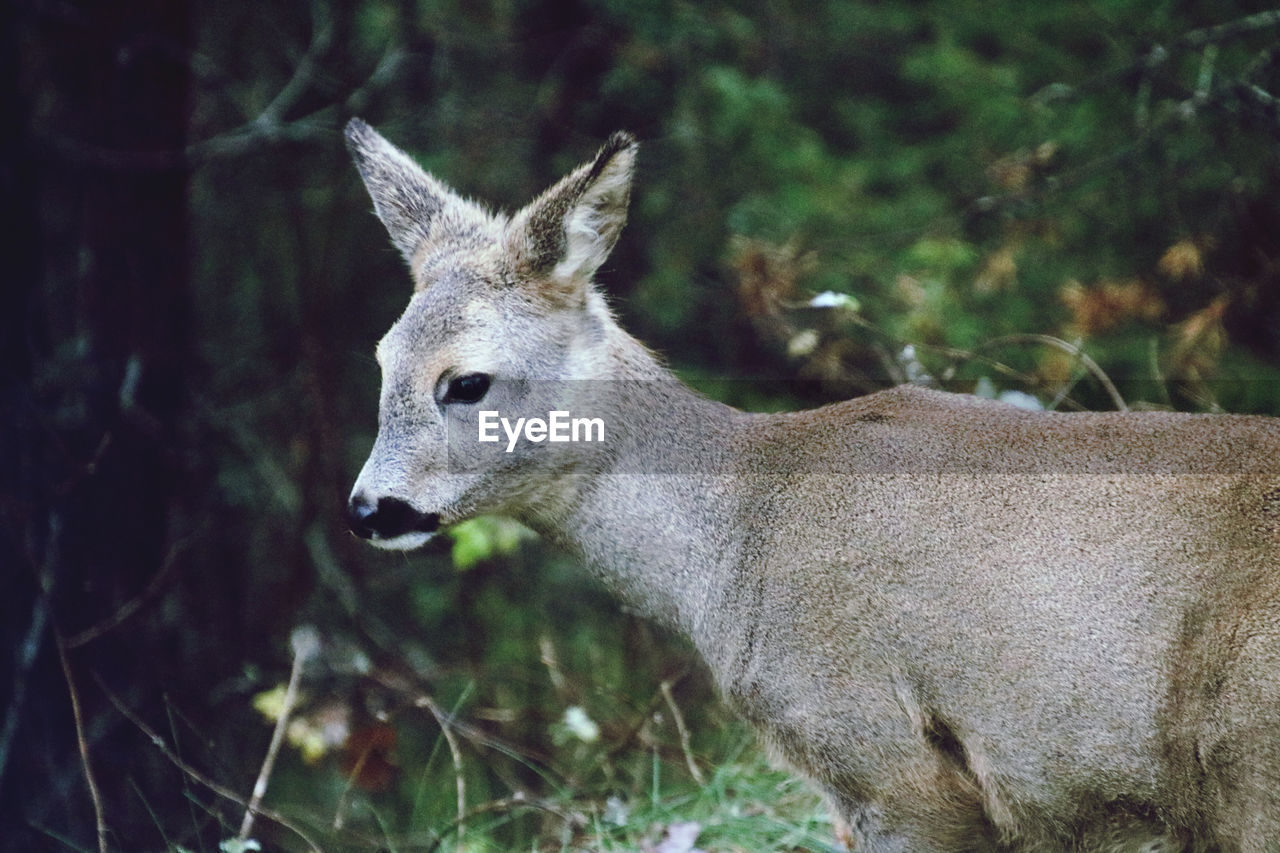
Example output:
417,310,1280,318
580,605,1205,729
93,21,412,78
976,334,1129,412
330,742,369,833
1169,9,1280,51
54,626,109,853
1046,366,1085,413
539,633,571,700
238,626,320,842
1134,45,1163,130
365,669,551,775
331,748,365,832
162,699,207,847
0,591,48,783
417,695,468,848
336,672,539,834
422,794,584,853
1031,9,1280,107
343,43,406,116
96,678,324,852
1149,337,1173,409
660,680,705,786
65,531,195,649
888,338,1094,412
254,0,333,131
0,532,56,785
29,821,98,851
594,669,692,773
1194,45,1219,105
303,522,359,618
39,0,402,171
1243,43,1280,83
1235,82,1280,117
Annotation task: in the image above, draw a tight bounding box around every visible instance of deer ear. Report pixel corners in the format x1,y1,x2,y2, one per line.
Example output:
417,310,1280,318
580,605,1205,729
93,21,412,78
507,131,637,305
345,118,464,267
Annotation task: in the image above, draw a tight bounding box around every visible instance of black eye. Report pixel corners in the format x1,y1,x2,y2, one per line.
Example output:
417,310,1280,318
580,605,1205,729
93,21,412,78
444,372,491,404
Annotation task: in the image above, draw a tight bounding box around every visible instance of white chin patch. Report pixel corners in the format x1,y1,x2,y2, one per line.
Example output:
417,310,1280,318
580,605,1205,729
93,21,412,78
370,531,435,551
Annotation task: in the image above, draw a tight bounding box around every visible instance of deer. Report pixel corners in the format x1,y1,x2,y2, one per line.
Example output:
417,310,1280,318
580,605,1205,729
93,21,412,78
341,117,1280,852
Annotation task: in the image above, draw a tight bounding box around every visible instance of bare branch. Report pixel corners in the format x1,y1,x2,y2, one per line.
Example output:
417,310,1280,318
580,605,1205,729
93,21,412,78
1180,44,1220,117
0,513,60,786
365,669,552,770
1243,43,1280,83
96,678,324,852
660,680,705,786
41,1,402,171
343,44,408,116
55,626,109,853
65,530,195,649
422,794,584,853
238,626,320,842
1032,9,1280,109
0,591,48,784
418,695,468,848
1235,81,1280,116
254,1,333,131
976,334,1129,412
1169,9,1280,51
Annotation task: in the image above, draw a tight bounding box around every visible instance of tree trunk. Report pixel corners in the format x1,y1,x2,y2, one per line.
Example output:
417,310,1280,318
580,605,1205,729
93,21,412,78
1,0,195,847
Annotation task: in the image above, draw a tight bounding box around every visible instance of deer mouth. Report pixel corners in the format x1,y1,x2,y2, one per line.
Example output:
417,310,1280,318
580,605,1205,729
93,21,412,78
366,529,438,551
347,493,441,549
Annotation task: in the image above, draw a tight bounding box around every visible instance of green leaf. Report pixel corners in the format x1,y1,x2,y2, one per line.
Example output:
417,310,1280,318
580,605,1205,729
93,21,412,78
448,516,534,571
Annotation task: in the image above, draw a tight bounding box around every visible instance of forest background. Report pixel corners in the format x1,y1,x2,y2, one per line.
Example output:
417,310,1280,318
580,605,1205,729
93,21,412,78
4,1,1280,851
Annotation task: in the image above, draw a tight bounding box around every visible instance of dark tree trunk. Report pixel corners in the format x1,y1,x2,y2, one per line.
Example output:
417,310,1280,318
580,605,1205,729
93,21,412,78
1,0,196,848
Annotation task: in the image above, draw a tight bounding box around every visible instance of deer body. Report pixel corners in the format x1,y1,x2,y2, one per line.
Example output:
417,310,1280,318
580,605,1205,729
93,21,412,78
343,119,1280,851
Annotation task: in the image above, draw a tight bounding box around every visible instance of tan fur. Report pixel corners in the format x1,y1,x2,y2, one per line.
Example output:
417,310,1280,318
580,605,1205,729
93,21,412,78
343,118,1280,852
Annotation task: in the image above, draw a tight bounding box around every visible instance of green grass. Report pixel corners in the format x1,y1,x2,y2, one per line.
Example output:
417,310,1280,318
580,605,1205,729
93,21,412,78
410,732,838,853
284,724,839,853
579,743,837,853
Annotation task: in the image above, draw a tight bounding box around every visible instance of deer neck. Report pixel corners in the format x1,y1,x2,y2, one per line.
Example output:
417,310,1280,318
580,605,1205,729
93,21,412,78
521,318,745,637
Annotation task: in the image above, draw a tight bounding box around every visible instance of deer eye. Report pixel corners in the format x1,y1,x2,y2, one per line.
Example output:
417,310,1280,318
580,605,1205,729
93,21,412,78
443,372,491,404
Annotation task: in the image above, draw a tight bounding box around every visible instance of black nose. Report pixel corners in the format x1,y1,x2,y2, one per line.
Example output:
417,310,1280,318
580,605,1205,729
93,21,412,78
347,494,440,540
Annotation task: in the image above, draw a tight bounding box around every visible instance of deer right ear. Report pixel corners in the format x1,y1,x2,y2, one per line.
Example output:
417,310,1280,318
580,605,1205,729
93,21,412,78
345,118,459,267
506,131,638,306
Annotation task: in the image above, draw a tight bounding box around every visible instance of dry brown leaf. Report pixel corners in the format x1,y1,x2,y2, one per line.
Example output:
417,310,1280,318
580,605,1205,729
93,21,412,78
974,245,1019,295
1059,278,1164,336
341,721,398,792
1157,240,1205,282
1168,294,1230,378
729,236,815,319
986,142,1058,192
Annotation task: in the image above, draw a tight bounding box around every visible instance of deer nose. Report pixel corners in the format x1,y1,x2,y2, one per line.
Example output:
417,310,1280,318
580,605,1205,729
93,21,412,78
347,494,439,540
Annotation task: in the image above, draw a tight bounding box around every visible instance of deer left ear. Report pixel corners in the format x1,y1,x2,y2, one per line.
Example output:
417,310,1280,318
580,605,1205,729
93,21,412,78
507,132,637,306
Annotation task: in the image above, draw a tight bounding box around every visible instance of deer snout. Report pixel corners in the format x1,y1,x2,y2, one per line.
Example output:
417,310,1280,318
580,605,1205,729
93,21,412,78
347,493,440,541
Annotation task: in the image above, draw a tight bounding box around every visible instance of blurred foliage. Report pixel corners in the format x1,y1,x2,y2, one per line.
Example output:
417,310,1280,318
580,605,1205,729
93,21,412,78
4,0,1280,851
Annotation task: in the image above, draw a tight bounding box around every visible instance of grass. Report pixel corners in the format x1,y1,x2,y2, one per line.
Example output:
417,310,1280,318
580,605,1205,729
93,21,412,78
580,742,837,853
397,730,839,853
